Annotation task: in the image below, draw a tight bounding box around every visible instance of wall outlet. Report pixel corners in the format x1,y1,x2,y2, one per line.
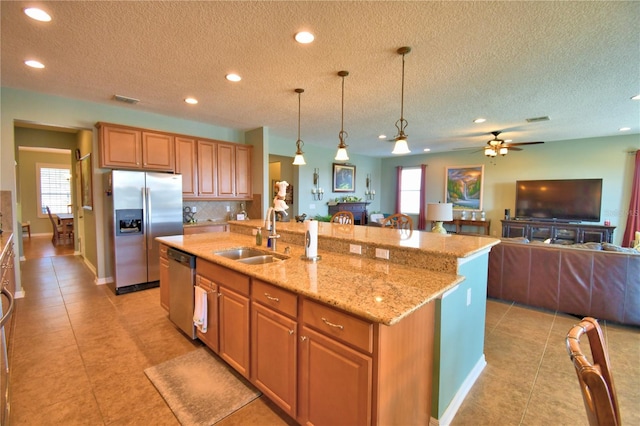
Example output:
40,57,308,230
467,288,472,306
191,206,197,213
375,248,390,260
226,205,230,212
349,244,362,255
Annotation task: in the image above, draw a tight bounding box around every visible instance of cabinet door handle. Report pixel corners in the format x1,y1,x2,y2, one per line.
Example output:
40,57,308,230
264,293,279,302
300,336,307,342
321,317,344,330
217,292,222,297
288,329,294,335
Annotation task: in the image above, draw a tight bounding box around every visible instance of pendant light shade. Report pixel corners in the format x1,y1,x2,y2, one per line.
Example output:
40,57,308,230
335,71,350,162
392,46,412,155
292,88,306,166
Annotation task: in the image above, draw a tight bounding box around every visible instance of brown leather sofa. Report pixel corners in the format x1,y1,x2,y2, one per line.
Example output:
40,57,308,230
488,240,640,326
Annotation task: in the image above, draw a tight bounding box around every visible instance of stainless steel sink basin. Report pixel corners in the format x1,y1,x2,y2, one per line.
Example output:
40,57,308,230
213,247,287,265
214,248,268,260
236,255,281,265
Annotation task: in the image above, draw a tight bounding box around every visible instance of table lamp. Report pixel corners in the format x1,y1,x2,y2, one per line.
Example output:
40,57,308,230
426,203,453,234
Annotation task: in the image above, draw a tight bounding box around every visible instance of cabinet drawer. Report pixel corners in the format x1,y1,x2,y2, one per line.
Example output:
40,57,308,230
196,259,250,295
159,244,168,258
252,280,297,318
302,299,373,354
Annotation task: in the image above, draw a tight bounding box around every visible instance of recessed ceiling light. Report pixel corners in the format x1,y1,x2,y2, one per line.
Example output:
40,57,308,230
632,94,640,101
473,118,486,123
378,134,387,139
25,60,45,69
226,73,241,82
423,148,431,152
24,7,51,22
184,97,198,105
619,127,631,132
295,31,315,44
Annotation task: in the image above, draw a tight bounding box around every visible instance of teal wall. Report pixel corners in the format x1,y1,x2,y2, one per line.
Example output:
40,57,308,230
381,133,639,245
432,253,489,420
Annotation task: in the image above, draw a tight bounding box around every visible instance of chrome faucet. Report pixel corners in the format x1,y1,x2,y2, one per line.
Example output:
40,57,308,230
266,207,280,251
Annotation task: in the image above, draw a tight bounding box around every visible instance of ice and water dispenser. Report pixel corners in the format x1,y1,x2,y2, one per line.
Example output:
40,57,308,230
115,209,143,236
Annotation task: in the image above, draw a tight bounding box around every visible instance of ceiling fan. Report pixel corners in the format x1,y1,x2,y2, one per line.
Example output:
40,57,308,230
482,131,544,157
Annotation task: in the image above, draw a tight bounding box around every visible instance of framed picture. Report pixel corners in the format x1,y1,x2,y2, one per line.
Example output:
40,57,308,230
445,164,484,211
333,163,355,192
80,153,93,210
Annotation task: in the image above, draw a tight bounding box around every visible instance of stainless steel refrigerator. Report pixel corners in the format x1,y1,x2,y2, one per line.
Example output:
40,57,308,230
105,170,182,294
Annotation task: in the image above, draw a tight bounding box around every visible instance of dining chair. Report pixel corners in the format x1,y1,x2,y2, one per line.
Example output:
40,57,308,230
566,317,620,426
381,213,413,231
46,206,72,245
331,211,354,225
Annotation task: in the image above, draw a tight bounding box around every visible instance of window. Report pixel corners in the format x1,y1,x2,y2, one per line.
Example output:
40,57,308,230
400,167,422,214
37,163,71,217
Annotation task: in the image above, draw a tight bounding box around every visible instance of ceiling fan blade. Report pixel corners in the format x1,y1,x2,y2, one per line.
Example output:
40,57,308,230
506,147,523,151
507,141,544,146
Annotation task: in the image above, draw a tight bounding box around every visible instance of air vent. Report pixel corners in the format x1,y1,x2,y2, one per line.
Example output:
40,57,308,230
113,94,140,104
526,116,550,123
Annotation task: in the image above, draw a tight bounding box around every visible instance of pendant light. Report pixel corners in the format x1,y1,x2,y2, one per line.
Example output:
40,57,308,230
335,70,350,162
392,47,412,155
292,88,306,165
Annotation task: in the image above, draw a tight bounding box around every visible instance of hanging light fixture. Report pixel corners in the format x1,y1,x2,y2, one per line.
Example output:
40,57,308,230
292,88,306,165
392,47,412,155
335,71,350,162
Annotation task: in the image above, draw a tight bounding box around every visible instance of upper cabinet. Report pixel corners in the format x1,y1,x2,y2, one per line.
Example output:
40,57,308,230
97,122,174,171
175,137,198,197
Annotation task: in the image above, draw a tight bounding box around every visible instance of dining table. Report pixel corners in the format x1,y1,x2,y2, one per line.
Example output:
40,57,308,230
56,213,74,227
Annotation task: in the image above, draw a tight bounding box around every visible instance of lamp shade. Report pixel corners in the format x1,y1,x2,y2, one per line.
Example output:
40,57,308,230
335,147,349,161
392,138,411,155
426,203,453,222
292,154,306,165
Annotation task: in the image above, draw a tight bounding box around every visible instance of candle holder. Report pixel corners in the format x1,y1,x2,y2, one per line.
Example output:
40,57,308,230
312,168,324,200
364,173,376,201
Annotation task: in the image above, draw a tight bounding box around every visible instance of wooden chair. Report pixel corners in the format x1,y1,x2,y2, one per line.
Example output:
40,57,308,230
46,206,73,245
381,213,413,231
21,221,31,238
331,211,354,225
566,317,620,426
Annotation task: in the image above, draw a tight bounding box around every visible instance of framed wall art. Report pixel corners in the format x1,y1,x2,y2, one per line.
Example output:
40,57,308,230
332,163,355,192
445,164,484,211
80,153,93,210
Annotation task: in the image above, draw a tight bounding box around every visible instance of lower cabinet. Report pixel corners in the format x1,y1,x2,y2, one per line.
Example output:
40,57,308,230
251,280,298,418
299,326,372,425
192,258,435,425
159,244,169,311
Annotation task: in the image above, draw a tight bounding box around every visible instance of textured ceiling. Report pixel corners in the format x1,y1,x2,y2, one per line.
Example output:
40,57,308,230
2,1,639,158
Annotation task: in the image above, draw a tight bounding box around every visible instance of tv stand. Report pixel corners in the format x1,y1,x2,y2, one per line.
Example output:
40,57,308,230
502,220,615,244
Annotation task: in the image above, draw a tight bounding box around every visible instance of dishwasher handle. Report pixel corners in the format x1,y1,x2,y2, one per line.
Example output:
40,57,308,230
167,247,195,268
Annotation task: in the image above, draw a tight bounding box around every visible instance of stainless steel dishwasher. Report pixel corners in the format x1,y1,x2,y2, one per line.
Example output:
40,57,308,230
167,247,196,339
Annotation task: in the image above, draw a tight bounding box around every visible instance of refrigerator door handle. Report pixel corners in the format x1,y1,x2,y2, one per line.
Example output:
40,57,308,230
146,187,152,243
141,187,148,252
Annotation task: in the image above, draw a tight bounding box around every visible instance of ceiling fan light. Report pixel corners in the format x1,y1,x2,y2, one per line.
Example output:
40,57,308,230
392,138,411,155
484,147,496,157
335,147,349,161
499,146,508,156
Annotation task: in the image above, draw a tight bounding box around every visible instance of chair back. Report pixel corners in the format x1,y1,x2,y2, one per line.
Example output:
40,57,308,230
331,211,354,225
381,213,413,231
45,206,60,239
566,317,620,426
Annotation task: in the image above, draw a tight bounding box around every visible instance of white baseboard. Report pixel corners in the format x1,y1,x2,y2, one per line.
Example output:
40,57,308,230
96,276,112,286
429,355,487,426
15,289,26,299
19,256,26,262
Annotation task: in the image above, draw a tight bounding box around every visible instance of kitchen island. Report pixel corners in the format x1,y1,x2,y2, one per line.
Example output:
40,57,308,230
157,221,499,425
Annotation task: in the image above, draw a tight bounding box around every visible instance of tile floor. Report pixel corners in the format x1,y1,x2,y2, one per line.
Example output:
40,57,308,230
7,237,640,425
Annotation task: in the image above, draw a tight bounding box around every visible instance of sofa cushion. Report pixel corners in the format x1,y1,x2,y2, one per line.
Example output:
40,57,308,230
602,242,640,254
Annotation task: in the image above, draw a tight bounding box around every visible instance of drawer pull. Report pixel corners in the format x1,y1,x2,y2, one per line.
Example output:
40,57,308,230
321,317,344,330
264,292,280,302
300,336,307,342
288,329,294,335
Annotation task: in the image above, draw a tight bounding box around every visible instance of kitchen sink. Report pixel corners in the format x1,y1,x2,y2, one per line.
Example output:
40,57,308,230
236,255,281,265
213,247,287,265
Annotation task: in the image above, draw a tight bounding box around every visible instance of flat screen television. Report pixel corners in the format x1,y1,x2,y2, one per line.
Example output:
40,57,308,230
515,178,603,222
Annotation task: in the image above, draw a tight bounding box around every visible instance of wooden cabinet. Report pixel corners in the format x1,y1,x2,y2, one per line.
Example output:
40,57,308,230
159,244,169,311
197,259,251,378
191,140,252,200
97,122,174,171
175,137,198,197
234,145,252,199
501,220,615,243
195,274,219,352
251,280,298,418
328,202,370,225
197,140,217,198
217,143,235,198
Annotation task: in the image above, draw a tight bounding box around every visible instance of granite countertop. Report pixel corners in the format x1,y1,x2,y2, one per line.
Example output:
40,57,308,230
183,220,228,228
1,232,13,260
157,232,465,326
